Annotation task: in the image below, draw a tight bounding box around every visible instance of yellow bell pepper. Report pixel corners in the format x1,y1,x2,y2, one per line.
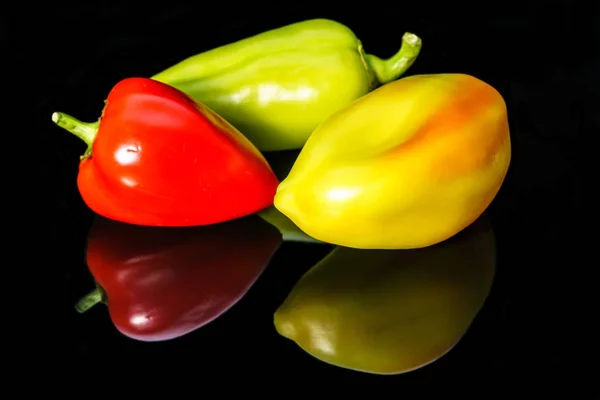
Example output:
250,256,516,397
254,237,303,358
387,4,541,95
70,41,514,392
274,216,496,375
274,73,511,249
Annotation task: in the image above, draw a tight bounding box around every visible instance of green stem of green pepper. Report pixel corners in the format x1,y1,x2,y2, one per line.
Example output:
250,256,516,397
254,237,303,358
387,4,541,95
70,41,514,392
365,32,423,85
75,285,106,313
52,112,99,160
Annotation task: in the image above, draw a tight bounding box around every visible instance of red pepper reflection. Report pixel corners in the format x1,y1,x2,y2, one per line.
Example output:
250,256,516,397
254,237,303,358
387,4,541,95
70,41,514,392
77,215,282,342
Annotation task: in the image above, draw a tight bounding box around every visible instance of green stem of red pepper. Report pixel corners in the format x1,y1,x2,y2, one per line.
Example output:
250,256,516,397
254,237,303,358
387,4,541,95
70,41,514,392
75,284,107,313
51,112,99,160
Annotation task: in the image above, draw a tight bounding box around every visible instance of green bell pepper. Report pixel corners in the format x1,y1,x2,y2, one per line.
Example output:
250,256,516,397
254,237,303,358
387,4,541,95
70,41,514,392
152,19,422,151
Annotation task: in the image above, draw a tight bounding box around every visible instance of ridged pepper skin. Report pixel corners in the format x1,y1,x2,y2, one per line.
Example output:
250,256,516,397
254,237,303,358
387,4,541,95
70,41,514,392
151,19,422,152
274,74,511,249
274,216,496,375
75,215,282,342
51,77,280,227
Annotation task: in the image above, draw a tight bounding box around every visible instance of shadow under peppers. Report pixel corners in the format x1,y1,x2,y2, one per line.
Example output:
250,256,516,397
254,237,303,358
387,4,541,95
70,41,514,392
76,214,282,342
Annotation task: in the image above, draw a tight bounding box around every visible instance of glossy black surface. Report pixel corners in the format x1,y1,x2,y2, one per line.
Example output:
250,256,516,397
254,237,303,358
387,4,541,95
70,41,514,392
18,3,587,381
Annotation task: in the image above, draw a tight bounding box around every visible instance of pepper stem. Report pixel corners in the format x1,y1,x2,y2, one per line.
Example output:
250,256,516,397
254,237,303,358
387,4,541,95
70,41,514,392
365,32,423,85
75,286,106,313
51,112,99,159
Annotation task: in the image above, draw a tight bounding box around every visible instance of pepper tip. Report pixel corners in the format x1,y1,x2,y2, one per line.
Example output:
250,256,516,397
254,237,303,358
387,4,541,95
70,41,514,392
51,112,60,124
403,33,420,46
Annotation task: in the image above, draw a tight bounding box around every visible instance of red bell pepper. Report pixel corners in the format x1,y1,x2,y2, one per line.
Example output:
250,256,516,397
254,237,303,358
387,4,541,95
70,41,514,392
75,214,282,342
51,77,280,226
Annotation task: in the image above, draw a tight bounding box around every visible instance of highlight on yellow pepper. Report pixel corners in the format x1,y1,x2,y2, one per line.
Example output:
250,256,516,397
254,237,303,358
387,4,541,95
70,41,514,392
274,73,511,249
274,216,496,375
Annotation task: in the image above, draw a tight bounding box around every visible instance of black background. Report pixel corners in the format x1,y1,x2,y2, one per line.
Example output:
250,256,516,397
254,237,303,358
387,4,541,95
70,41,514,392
10,2,588,382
